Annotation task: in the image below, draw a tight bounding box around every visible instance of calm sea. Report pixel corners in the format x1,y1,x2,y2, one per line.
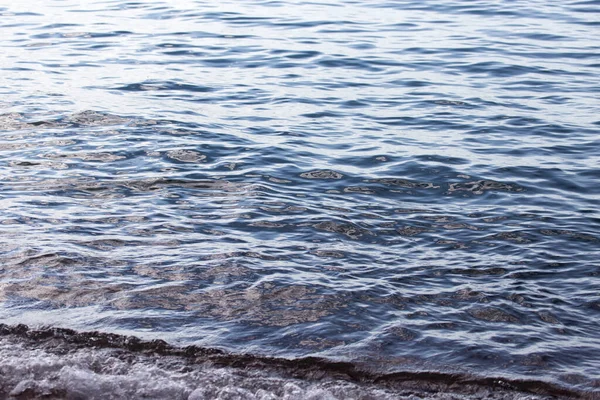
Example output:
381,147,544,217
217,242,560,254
1,0,599,398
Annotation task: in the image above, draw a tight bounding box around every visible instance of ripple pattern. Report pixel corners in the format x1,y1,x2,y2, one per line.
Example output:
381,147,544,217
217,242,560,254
0,0,599,395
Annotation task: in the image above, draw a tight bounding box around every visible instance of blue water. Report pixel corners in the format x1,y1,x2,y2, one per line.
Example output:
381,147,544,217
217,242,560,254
1,0,599,397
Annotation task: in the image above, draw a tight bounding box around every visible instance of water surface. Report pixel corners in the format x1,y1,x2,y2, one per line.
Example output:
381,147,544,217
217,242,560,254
1,0,599,398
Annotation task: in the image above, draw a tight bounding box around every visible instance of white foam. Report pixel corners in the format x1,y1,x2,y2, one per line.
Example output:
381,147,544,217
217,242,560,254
0,336,545,400
0,336,397,400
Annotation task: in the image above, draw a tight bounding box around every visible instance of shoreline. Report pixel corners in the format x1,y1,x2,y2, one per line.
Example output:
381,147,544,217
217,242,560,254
0,323,590,400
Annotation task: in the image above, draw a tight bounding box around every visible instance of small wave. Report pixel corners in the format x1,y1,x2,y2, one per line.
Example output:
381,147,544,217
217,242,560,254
0,324,586,400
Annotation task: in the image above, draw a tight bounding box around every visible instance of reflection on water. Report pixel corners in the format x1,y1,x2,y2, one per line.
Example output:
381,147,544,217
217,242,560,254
1,0,600,396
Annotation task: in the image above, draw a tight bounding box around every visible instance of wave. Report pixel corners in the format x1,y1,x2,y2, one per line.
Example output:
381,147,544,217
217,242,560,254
0,324,590,400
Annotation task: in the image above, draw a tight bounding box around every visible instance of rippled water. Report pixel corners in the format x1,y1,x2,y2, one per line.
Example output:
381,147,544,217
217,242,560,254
1,0,599,398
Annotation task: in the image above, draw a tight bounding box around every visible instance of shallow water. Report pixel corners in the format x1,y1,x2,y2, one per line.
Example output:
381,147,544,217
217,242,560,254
1,0,599,398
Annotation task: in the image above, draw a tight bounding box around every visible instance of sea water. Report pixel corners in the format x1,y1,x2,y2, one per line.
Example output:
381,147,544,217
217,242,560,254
0,0,599,398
